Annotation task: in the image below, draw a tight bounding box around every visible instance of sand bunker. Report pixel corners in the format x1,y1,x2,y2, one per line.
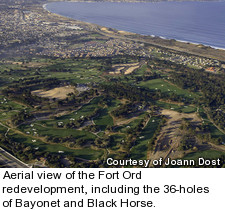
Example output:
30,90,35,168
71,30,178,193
32,86,75,100
109,62,140,75
124,65,139,74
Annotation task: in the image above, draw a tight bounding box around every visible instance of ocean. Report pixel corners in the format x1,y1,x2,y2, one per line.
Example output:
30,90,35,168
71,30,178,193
45,1,225,49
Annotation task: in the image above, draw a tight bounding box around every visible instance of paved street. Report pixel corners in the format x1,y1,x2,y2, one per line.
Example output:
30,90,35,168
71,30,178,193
0,147,29,168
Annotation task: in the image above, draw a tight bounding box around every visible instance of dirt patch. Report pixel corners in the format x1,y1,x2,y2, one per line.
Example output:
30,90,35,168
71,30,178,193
24,62,50,68
118,30,135,35
159,99,184,106
112,63,139,68
101,27,113,34
32,86,75,100
114,116,140,126
124,65,140,74
148,109,202,166
109,62,140,75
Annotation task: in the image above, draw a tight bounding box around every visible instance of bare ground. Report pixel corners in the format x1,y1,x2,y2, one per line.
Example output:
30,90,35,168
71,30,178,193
110,62,140,75
32,86,75,100
147,109,201,167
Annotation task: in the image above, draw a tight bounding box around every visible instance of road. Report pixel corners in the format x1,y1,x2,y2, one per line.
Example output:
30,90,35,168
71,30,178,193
0,147,29,168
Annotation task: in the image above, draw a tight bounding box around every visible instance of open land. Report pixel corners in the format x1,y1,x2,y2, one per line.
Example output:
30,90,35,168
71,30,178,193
32,86,75,100
0,0,225,168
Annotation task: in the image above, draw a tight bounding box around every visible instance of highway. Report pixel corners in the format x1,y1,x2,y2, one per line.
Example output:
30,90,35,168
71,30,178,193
0,147,29,168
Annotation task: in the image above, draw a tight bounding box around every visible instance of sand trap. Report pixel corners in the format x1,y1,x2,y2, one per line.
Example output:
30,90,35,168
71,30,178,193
110,62,140,75
112,62,139,68
124,65,140,75
32,86,75,100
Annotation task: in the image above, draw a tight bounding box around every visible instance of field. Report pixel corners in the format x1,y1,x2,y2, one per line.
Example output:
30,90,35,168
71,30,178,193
157,101,196,113
41,59,104,84
139,78,198,99
32,86,75,100
8,131,102,160
0,58,104,85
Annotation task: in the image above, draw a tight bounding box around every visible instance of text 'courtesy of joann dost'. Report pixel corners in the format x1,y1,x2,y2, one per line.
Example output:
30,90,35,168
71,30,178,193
0,169,211,209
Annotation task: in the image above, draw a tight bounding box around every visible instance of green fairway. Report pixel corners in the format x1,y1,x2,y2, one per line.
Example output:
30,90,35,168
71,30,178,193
19,123,96,140
94,108,113,130
208,122,225,140
40,58,103,84
0,96,26,109
139,79,198,99
183,150,225,160
130,116,161,160
94,98,120,130
157,101,196,113
0,95,27,121
6,130,103,160
37,97,102,127
110,134,126,151
133,64,148,76
117,118,143,133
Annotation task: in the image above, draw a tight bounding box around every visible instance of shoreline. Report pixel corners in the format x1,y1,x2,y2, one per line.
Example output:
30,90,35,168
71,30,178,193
43,1,225,52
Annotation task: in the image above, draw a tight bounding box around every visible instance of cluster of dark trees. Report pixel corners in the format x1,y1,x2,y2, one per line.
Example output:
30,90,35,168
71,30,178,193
84,125,99,133
9,77,61,90
111,56,139,65
94,135,113,148
179,118,223,145
64,108,101,129
170,68,225,131
8,90,46,107
111,103,138,117
100,81,187,107
121,113,151,152
148,116,167,151
46,131,112,150
133,72,160,82
0,133,64,167
126,113,151,136
2,69,26,76
198,133,222,145
11,110,34,126
61,88,99,107
179,134,196,151
208,110,225,132
47,68,72,73
0,133,37,162
100,82,157,103
67,157,103,168
46,135,89,148
0,161,6,168
120,114,166,155
2,77,61,106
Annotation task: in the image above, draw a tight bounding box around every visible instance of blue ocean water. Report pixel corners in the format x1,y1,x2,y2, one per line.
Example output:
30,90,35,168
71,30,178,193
45,1,225,49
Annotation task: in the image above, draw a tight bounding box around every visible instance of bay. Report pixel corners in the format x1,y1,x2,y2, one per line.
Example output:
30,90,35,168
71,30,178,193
45,1,225,49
